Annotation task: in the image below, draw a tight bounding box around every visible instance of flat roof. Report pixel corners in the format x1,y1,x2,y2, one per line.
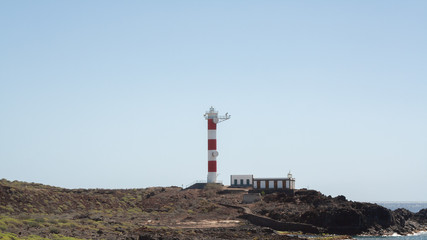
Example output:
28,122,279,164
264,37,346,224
253,178,294,180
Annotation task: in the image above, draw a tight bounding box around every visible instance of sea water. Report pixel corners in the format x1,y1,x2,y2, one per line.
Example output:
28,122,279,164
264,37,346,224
354,232,427,240
375,202,427,213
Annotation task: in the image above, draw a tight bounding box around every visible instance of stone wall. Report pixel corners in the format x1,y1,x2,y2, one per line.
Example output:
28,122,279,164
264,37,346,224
240,213,322,233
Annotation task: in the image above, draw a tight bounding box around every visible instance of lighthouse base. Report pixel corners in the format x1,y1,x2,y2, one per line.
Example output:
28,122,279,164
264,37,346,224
207,172,217,183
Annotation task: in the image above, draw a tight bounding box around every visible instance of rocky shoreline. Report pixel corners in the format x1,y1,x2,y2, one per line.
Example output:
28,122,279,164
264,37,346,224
0,179,426,239
250,189,427,236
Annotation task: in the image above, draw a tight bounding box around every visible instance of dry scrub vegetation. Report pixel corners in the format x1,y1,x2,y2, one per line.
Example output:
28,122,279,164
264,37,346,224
0,179,357,239
0,179,247,239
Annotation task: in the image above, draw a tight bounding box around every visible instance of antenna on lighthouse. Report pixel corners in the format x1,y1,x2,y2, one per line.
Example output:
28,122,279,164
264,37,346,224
204,106,230,183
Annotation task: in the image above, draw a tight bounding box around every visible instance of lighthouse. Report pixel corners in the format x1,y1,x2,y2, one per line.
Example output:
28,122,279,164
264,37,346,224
204,107,230,183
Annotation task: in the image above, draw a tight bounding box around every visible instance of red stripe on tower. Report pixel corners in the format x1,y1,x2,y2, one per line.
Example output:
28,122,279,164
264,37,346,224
208,119,217,130
208,161,217,172
208,139,217,150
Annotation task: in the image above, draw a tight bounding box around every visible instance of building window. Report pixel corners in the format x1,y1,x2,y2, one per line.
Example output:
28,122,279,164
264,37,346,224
269,180,275,189
234,179,237,186
240,179,243,185
246,179,250,185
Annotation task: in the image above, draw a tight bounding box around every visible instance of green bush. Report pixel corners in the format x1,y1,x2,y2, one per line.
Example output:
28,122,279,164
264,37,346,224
58,219,68,223
49,227,60,234
48,219,58,224
34,218,46,223
0,232,18,240
0,222,7,231
24,220,40,228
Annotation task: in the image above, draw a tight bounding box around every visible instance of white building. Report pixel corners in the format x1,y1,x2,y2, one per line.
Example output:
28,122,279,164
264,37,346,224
253,172,295,190
230,175,253,187
230,172,296,190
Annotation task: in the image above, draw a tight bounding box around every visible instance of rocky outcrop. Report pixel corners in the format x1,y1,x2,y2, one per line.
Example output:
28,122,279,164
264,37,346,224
253,190,427,235
286,200,395,234
413,209,427,224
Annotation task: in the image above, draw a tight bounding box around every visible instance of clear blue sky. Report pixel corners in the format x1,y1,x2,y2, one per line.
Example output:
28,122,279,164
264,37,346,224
1,1,426,202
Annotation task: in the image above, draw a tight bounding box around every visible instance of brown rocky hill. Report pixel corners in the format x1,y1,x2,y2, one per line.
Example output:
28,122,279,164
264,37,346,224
1,179,425,239
0,179,300,239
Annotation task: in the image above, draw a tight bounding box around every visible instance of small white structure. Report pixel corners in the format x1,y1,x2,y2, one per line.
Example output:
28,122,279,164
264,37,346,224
230,175,253,187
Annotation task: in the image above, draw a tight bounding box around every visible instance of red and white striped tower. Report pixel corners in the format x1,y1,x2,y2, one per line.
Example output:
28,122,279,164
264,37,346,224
204,107,230,183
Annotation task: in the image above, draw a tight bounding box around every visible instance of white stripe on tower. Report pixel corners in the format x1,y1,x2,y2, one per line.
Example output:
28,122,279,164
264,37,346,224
207,130,216,139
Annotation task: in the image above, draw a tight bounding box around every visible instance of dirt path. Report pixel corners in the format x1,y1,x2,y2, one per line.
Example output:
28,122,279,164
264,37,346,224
174,219,242,228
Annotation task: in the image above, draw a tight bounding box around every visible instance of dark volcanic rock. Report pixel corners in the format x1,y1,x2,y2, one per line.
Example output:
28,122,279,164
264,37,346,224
413,209,427,224
254,190,427,235
298,202,393,234
393,208,414,227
